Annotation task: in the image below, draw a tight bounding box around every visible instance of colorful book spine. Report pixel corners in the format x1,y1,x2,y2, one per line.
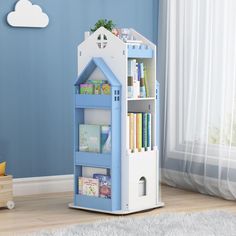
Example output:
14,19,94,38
128,76,133,98
147,113,152,148
132,59,139,98
140,63,146,98
133,113,136,150
144,66,149,97
127,61,148,98
127,112,151,152
129,113,134,150
142,113,148,149
127,115,130,150
136,113,142,150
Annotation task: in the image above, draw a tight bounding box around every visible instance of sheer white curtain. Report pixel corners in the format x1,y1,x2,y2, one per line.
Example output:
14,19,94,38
162,0,236,199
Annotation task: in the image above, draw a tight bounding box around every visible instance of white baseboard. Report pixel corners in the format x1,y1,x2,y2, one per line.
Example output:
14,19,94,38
13,175,74,196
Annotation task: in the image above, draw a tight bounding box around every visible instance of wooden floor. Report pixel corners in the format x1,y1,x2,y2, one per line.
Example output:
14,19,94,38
0,185,236,235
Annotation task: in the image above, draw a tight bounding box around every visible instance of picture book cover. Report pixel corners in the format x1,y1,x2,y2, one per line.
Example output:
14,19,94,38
78,177,83,195
93,174,111,199
101,125,111,153
80,83,94,94
87,80,107,95
101,84,111,95
81,177,99,197
79,124,101,153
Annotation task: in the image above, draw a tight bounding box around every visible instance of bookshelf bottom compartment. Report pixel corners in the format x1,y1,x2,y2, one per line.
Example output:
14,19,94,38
123,148,158,211
74,194,112,211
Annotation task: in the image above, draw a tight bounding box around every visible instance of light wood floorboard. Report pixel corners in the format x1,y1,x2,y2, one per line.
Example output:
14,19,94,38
0,185,235,235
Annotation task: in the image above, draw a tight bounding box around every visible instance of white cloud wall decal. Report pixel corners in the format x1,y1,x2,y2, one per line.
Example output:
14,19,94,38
7,0,49,28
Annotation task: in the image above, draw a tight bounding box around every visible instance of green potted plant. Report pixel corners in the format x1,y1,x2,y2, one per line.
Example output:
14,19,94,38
90,19,116,32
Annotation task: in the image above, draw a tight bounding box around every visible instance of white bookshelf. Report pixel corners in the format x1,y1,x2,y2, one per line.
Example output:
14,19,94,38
70,27,164,214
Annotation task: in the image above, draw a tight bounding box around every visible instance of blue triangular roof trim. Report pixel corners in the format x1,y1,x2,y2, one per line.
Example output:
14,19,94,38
75,57,121,87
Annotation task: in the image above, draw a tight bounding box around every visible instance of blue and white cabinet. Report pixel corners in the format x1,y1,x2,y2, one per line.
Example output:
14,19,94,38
70,27,164,214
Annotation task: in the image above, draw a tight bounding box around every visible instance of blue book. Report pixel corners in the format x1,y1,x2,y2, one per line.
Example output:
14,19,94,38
101,125,111,153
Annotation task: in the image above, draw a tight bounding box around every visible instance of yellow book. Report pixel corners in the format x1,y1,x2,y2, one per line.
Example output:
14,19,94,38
136,113,142,151
129,113,134,151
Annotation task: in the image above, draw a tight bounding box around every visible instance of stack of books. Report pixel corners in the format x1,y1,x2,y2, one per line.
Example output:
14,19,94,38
127,59,149,99
79,124,111,153
127,112,152,152
79,174,111,198
79,80,111,95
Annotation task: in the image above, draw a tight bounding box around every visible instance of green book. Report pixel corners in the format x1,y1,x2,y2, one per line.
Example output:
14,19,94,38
79,124,101,153
142,113,148,148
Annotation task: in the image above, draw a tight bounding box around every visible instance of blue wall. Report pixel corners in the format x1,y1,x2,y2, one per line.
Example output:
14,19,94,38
0,0,158,178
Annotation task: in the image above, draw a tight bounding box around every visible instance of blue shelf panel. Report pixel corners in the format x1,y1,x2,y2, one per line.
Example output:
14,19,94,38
75,194,112,211
75,94,112,109
127,44,153,58
75,151,112,168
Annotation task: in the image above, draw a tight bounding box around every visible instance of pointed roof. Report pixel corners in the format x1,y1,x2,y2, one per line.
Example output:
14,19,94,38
75,57,121,87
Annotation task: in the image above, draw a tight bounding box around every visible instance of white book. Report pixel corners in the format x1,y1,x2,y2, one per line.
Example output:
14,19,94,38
131,60,138,98
127,115,130,150
133,113,136,150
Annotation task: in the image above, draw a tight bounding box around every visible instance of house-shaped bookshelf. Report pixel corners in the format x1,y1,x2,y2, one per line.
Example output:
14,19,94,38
74,57,121,211
70,27,164,214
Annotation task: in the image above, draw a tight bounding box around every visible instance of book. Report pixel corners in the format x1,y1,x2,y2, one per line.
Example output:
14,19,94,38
127,112,151,152
128,76,133,98
147,113,152,148
132,60,139,98
78,177,83,195
127,60,148,98
79,124,101,153
101,84,111,95
140,63,146,98
142,113,148,148
88,80,107,84
133,113,136,150
101,125,111,153
144,66,149,97
80,83,94,94
79,177,99,197
136,113,142,150
127,115,130,150
129,113,134,150
87,80,107,95
93,174,111,198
